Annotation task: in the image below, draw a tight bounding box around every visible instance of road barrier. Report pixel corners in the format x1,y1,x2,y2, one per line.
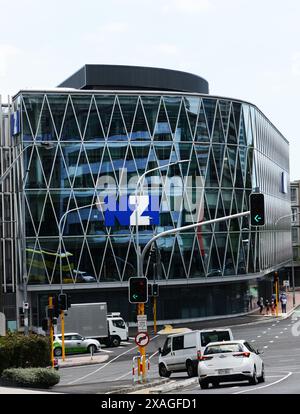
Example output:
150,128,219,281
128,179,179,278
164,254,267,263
132,354,150,384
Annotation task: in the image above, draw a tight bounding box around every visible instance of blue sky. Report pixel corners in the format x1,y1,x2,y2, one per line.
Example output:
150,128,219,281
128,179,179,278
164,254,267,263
0,0,299,179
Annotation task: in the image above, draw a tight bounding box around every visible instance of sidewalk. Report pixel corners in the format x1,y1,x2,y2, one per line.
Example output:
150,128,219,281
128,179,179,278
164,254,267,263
57,353,109,368
253,290,300,318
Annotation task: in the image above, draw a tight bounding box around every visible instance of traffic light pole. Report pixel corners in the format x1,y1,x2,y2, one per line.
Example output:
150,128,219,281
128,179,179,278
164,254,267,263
140,211,251,277
48,296,54,369
61,309,65,361
137,303,147,383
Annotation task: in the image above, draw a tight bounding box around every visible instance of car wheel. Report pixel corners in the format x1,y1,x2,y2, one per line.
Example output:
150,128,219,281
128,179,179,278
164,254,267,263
159,363,171,378
258,365,265,383
249,366,258,385
110,336,121,347
199,380,209,389
54,347,62,357
88,344,97,354
186,361,197,377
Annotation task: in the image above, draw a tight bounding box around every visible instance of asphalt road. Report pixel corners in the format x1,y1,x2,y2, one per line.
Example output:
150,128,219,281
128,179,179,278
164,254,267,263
53,310,300,394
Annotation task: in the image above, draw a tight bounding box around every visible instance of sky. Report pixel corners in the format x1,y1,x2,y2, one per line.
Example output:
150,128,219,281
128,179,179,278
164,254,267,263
0,0,299,179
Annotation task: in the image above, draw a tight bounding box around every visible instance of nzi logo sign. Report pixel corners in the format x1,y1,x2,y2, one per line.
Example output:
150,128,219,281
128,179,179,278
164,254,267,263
104,195,159,226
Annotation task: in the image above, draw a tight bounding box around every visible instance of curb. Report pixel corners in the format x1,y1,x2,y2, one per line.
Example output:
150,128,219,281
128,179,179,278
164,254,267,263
58,355,109,369
105,379,170,394
148,378,198,394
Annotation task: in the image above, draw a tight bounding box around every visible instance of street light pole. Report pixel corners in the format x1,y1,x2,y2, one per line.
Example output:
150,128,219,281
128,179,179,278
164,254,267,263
0,142,53,335
133,159,189,383
57,200,104,360
140,211,251,277
134,159,189,278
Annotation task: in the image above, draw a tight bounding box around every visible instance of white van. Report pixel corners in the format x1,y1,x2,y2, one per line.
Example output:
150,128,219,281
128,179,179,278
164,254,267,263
158,328,234,377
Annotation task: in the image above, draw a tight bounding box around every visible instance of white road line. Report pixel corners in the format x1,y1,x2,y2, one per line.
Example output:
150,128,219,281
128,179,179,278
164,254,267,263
67,335,159,385
264,346,268,349
263,331,267,334
275,336,279,339
251,340,255,343
280,332,284,334
269,341,274,343
272,324,275,327
114,350,159,381
233,372,292,394
257,336,261,338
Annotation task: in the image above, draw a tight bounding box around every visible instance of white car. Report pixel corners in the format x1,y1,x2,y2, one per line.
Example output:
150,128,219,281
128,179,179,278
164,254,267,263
53,333,101,356
198,340,264,389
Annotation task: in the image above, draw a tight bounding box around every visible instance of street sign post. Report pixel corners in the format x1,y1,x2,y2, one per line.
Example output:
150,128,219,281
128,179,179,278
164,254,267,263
135,332,150,347
137,315,147,332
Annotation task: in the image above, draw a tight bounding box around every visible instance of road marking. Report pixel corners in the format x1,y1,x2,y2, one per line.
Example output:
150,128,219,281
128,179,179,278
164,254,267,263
269,341,274,343
115,350,159,381
275,336,279,339
280,332,283,334
100,349,114,353
257,336,261,338
233,372,292,394
121,341,132,345
272,324,275,327
263,331,267,334
264,346,268,349
251,340,256,343
284,328,288,330
67,335,160,385
268,328,271,330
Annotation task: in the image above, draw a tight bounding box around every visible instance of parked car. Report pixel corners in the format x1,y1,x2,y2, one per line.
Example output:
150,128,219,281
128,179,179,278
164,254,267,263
53,332,101,356
158,328,234,378
198,340,264,389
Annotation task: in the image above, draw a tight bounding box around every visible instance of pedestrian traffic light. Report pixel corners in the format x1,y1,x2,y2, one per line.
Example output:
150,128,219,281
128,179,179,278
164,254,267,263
153,283,159,297
250,193,265,226
129,277,148,303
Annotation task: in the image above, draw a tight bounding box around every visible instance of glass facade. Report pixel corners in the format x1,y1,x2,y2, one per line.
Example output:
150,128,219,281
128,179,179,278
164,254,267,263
10,91,290,287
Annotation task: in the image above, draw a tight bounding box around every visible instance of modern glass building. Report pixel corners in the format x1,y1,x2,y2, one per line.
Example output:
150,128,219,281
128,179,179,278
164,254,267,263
0,65,292,329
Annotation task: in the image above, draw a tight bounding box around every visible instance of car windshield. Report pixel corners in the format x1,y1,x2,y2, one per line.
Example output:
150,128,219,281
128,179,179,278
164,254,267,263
204,343,244,355
112,319,126,329
201,331,231,347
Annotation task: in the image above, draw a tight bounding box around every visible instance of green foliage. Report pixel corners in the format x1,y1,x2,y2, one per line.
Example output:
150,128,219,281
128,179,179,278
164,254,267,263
1,368,60,388
0,332,51,375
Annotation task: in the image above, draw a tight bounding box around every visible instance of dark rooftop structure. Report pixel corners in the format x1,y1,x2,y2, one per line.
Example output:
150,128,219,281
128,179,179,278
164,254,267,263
58,64,209,94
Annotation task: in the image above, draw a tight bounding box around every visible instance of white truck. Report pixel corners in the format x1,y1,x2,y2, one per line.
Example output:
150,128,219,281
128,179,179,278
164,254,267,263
57,302,128,347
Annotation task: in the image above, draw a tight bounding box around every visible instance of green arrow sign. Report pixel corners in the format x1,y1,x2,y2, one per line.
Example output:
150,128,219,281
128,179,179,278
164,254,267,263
254,214,262,223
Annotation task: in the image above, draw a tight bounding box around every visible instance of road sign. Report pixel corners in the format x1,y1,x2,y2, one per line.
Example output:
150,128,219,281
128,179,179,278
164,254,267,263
135,332,150,347
137,315,147,332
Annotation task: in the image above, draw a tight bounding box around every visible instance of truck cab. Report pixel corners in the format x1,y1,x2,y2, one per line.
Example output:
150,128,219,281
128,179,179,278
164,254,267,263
107,313,129,347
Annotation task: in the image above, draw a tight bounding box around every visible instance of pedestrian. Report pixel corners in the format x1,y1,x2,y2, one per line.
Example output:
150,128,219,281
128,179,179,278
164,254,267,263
271,298,276,315
280,293,287,314
257,297,264,314
264,298,270,315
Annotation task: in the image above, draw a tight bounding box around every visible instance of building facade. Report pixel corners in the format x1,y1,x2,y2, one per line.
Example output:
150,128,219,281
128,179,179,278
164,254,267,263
0,65,292,329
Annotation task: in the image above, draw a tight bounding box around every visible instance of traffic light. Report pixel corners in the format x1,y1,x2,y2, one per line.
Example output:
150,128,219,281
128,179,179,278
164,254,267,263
129,277,148,303
250,193,265,226
58,293,68,311
152,283,159,297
